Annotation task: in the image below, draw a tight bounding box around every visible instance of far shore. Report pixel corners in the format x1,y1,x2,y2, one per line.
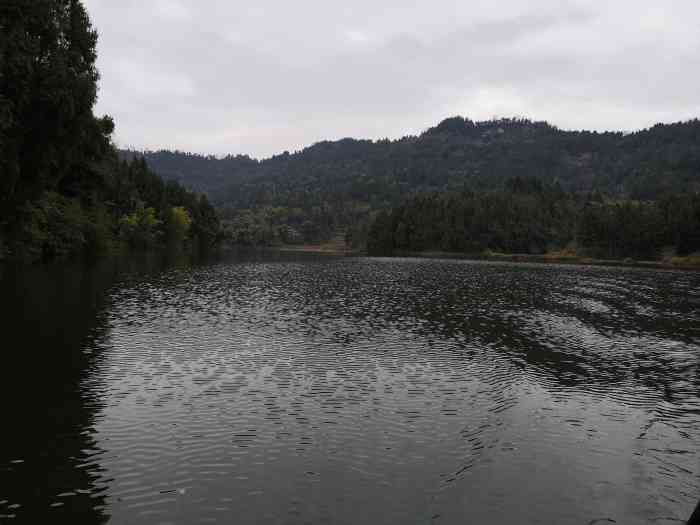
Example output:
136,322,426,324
261,244,700,271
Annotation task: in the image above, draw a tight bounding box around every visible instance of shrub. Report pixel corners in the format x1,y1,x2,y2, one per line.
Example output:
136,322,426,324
12,192,87,261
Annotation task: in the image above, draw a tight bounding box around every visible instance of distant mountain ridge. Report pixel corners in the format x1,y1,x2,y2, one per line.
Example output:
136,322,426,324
118,149,259,196
121,117,700,204
120,117,700,243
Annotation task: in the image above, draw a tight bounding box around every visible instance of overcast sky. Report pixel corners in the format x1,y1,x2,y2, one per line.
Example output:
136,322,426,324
85,0,700,158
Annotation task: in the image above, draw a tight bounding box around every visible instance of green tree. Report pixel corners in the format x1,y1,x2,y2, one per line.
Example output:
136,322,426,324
12,192,87,260
0,2,222,261
165,206,192,245
119,204,161,249
1,0,114,218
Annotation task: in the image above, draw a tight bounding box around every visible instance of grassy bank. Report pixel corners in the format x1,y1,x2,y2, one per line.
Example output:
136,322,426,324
235,240,700,271
267,243,362,256
384,249,700,271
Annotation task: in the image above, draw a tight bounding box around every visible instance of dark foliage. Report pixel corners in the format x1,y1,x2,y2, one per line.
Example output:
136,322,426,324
0,0,220,261
366,181,700,260
127,117,700,244
1,0,109,212
119,149,260,196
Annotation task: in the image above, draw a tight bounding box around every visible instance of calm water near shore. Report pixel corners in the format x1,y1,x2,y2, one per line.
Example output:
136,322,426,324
1,253,698,524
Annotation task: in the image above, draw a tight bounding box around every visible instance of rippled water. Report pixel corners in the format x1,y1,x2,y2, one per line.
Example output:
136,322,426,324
1,253,699,524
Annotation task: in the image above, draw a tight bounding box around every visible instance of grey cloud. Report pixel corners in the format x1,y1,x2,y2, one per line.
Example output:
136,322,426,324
85,0,700,157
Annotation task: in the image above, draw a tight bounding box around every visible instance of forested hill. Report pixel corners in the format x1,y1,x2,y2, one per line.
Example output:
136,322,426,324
123,117,700,244
118,149,260,196
126,117,700,204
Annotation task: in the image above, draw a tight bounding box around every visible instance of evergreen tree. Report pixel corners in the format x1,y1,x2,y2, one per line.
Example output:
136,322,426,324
1,0,113,218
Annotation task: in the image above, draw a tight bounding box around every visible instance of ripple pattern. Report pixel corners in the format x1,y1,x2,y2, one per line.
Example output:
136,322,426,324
1,256,699,524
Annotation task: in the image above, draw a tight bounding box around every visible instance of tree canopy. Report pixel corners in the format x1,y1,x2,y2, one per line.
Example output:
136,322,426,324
126,117,700,245
0,0,221,261
366,181,700,260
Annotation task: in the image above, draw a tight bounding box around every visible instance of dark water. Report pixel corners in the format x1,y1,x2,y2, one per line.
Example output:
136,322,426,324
1,253,699,524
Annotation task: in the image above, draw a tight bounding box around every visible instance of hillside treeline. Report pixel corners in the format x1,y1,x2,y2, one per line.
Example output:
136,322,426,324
366,179,700,259
0,0,220,261
128,117,700,243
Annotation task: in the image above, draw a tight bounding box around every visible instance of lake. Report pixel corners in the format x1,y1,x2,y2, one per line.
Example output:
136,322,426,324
1,253,698,524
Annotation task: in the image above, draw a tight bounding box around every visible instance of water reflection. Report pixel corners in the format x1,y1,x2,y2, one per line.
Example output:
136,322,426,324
0,254,698,524
0,253,201,522
0,261,112,522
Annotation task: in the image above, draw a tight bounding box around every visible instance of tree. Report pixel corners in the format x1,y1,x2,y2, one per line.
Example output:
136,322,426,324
119,204,161,249
0,0,112,219
165,206,192,245
0,2,222,261
191,195,220,249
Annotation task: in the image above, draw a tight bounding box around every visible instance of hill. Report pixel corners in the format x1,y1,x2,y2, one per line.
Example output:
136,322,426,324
124,117,700,245
125,117,700,201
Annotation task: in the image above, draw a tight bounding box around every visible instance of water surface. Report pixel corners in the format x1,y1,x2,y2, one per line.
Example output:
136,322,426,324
1,253,699,524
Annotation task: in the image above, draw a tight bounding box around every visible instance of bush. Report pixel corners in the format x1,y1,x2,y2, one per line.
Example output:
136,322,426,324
119,204,162,249
11,192,88,261
165,206,192,245
85,204,117,254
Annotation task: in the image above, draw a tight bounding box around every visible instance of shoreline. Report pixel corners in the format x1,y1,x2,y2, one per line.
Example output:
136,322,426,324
392,251,700,271
269,245,361,256
262,245,700,271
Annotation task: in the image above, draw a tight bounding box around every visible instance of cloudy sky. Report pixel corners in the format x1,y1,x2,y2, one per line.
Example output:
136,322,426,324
85,0,700,158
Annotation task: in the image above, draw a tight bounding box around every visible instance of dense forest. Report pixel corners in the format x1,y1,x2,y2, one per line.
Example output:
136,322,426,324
365,179,700,260
127,117,700,247
4,2,698,261
0,0,220,262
